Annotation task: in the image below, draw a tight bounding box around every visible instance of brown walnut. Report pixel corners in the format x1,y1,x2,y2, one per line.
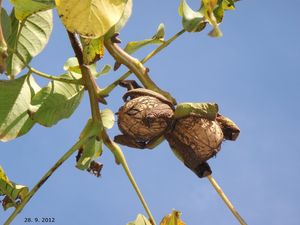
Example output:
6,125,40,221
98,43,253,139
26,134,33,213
165,115,224,178
116,93,174,148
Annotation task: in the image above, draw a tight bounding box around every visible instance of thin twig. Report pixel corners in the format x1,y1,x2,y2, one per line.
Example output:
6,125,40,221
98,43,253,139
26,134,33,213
103,36,176,104
102,131,157,225
207,175,247,225
29,67,83,85
99,29,185,97
11,49,81,85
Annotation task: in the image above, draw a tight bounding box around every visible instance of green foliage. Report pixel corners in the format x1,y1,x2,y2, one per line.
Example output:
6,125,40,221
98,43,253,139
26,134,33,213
76,137,103,170
7,9,53,78
178,0,207,33
0,165,29,210
96,64,112,78
63,57,110,78
124,23,165,54
28,73,84,127
0,75,40,141
174,102,219,120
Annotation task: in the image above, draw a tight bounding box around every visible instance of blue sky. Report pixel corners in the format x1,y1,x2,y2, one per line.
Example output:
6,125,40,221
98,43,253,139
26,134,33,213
1,1,300,225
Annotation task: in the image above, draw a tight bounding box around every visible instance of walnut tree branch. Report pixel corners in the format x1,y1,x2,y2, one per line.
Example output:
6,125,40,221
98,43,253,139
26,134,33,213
103,34,176,105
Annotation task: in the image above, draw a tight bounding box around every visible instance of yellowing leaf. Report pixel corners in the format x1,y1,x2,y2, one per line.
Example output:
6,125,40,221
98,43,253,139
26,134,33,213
56,0,129,38
106,0,132,37
10,0,55,20
126,214,152,225
201,0,223,37
160,210,186,225
81,37,104,65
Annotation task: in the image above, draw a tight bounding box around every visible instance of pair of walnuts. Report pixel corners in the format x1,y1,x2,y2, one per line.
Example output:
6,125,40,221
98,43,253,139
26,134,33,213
114,84,240,178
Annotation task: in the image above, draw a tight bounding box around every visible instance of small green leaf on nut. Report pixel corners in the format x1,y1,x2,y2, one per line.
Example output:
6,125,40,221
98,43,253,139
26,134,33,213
174,102,219,120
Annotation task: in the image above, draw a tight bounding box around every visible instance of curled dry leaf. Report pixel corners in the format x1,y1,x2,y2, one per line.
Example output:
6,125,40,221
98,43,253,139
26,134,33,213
160,210,186,225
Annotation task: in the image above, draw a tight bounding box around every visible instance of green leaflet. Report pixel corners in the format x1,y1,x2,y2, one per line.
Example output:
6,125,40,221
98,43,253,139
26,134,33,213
0,74,40,142
63,57,109,78
174,102,219,120
95,64,112,78
10,0,55,20
28,73,84,127
124,23,165,55
6,9,53,78
178,0,207,32
101,108,115,129
0,165,29,210
126,214,152,225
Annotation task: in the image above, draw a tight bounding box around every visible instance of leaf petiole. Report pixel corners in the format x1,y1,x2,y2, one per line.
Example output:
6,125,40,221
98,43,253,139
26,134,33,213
102,131,157,225
29,67,83,85
207,175,247,225
99,29,185,97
